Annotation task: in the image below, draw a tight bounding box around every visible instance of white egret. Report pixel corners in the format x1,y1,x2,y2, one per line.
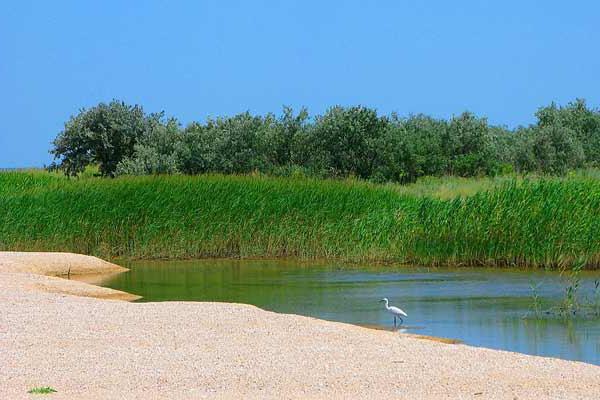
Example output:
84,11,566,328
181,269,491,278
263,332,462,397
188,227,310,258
379,298,407,327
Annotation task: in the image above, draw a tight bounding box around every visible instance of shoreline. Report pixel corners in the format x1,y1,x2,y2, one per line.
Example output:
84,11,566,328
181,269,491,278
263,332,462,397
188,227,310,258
1,252,599,399
0,252,140,301
106,253,600,271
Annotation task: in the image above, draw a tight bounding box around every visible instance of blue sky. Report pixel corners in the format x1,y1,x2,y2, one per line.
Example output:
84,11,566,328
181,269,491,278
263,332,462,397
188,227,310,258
2,1,599,167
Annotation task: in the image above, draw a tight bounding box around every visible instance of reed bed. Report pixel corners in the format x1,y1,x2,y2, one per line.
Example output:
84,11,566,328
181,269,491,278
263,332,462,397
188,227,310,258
0,171,598,268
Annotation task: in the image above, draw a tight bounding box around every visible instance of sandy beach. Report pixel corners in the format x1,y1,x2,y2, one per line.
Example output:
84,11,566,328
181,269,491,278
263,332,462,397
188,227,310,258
1,252,599,399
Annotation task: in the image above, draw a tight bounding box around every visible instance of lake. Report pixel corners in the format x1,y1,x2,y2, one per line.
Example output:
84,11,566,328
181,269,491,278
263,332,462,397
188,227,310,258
93,259,600,365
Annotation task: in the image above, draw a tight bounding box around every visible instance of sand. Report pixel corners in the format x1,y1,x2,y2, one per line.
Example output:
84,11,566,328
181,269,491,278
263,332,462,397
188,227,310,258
0,252,138,301
0,251,128,276
0,252,599,399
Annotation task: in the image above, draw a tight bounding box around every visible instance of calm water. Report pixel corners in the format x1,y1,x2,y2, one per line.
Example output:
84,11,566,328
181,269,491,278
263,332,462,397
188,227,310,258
95,259,600,365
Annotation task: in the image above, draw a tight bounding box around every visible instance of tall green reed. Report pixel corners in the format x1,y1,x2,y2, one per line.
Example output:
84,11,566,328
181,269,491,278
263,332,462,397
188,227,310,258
0,171,598,269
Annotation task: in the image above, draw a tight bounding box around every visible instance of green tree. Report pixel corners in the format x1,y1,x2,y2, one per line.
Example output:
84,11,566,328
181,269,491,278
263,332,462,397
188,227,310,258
50,98,598,181
513,127,538,173
531,125,585,174
370,122,418,183
444,112,497,176
50,100,159,176
402,114,449,177
257,106,307,167
488,126,517,174
309,106,388,179
176,122,220,175
207,112,274,174
116,119,182,175
536,99,600,166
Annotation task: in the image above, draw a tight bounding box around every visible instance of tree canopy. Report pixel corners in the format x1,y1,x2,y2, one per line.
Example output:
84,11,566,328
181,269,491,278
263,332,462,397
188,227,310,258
50,99,600,182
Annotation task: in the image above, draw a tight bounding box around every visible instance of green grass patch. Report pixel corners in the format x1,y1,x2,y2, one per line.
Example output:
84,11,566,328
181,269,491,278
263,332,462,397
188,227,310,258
0,171,599,269
27,387,57,394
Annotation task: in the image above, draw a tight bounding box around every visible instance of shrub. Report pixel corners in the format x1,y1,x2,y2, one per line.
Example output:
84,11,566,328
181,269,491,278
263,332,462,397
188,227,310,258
51,100,160,177
308,106,388,179
444,112,497,176
401,114,449,177
531,125,585,174
49,99,600,181
536,99,600,166
204,112,275,174
116,119,182,176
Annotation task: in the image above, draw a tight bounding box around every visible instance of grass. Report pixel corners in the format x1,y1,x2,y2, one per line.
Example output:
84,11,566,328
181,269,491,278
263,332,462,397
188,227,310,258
0,170,599,269
27,386,57,394
391,174,517,199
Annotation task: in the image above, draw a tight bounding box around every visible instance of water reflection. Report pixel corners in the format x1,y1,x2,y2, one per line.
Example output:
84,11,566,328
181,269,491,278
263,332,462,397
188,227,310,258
94,259,600,365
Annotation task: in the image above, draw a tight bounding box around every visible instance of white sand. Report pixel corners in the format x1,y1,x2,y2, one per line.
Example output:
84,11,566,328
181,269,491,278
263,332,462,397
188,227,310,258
0,252,138,301
0,251,128,276
0,252,599,399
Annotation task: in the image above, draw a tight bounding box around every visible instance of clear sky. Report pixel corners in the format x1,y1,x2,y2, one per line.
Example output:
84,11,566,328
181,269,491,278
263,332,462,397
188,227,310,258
2,1,599,167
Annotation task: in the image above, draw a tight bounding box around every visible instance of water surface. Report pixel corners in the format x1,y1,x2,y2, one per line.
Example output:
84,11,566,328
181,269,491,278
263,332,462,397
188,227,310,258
96,259,600,365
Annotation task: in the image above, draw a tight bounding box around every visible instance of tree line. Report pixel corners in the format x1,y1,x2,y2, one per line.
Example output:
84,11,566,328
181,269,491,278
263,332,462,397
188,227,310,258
49,99,600,183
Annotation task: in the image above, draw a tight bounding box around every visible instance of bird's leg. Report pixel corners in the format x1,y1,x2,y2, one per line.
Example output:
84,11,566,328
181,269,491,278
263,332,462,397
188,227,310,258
398,317,403,325
393,316,396,328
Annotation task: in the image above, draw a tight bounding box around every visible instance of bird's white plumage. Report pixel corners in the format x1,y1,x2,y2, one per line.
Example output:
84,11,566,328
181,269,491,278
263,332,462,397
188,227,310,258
380,298,408,318
387,305,408,317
